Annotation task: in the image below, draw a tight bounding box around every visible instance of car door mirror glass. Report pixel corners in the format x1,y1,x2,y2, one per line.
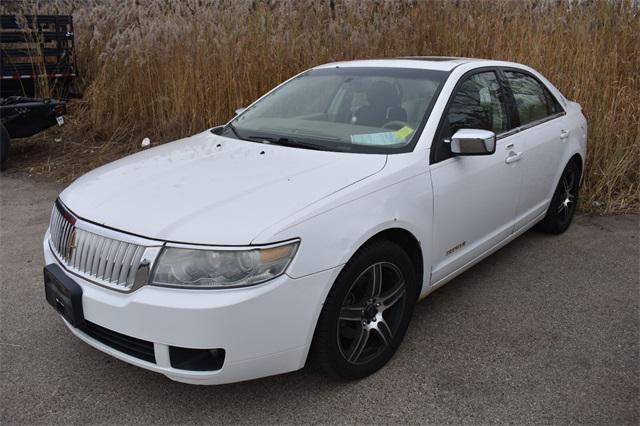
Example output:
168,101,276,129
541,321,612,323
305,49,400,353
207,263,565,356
448,129,496,155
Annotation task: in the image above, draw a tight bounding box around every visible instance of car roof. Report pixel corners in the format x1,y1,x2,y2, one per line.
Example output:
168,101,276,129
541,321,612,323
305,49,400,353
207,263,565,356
314,56,486,72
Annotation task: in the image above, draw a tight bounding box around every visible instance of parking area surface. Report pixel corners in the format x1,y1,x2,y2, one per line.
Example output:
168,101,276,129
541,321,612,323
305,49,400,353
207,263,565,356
1,174,638,424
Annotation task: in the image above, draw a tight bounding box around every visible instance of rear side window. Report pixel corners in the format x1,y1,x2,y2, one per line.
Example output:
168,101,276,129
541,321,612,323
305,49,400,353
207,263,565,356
503,71,562,126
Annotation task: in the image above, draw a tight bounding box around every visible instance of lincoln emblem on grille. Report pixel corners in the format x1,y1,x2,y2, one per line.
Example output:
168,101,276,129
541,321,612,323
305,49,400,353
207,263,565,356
66,228,76,260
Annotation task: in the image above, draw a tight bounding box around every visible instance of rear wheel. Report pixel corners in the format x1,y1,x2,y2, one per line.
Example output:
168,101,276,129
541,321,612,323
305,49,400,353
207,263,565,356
0,124,9,171
313,240,417,380
537,160,581,234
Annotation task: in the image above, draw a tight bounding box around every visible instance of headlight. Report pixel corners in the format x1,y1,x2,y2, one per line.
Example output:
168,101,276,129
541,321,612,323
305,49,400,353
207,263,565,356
150,240,299,289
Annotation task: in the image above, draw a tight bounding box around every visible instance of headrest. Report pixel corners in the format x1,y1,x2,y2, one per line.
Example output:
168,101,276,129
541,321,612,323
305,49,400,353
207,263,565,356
366,81,400,107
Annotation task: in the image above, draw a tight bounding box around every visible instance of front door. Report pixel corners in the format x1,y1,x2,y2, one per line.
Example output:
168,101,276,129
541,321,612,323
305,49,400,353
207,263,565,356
429,70,522,284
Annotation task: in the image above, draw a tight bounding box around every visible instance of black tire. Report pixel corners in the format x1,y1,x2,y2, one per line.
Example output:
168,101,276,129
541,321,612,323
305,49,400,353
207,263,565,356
0,124,9,171
536,159,581,234
312,240,417,380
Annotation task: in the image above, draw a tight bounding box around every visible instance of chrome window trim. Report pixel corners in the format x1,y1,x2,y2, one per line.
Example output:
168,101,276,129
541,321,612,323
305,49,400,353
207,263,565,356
512,111,566,133
495,111,565,140
431,111,567,169
496,129,519,140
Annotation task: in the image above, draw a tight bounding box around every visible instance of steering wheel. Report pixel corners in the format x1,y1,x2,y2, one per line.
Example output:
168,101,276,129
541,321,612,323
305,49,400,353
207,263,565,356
382,121,409,131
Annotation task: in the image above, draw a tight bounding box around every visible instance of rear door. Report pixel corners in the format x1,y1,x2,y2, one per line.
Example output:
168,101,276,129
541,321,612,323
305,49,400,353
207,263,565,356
429,70,522,284
501,70,570,229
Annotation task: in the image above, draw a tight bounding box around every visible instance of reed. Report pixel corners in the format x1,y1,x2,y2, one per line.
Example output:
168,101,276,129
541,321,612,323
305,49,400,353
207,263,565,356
4,0,639,213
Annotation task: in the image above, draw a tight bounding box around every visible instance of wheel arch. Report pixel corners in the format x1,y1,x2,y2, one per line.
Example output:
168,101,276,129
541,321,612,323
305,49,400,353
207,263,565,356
546,151,585,203
569,152,584,183
354,227,424,300
307,226,425,373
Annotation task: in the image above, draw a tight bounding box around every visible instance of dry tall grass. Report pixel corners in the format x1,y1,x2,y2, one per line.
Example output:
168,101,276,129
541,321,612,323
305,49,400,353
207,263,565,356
3,0,639,213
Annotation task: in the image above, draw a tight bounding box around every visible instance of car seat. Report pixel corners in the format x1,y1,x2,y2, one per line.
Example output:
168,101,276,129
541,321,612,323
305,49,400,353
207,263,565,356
354,81,407,127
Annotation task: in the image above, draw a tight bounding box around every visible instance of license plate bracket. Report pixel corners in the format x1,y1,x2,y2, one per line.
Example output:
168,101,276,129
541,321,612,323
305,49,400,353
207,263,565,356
44,264,85,328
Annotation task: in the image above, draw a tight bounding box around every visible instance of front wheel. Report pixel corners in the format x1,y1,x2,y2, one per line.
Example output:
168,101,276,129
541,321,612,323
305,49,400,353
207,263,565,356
537,160,581,234
312,240,417,380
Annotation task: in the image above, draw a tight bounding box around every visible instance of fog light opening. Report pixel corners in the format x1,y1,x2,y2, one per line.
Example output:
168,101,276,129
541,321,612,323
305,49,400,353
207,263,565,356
169,346,225,371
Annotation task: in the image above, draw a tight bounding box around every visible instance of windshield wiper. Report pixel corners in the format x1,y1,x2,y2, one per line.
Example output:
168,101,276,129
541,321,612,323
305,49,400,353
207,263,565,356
245,136,327,151
224,122,242,140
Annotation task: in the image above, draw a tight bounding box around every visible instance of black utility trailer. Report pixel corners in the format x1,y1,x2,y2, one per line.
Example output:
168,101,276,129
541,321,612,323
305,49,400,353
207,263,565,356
0,14,77,170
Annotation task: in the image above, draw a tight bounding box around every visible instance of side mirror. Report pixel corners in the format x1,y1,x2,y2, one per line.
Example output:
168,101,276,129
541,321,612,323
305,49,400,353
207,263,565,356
234,107,246,116
448,129,496,155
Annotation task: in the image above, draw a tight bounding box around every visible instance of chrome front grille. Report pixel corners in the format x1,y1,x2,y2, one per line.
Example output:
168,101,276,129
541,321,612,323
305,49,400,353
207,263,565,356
49,201,160,291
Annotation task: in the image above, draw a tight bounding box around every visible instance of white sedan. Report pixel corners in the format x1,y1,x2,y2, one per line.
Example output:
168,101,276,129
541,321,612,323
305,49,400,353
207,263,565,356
43,57,587,384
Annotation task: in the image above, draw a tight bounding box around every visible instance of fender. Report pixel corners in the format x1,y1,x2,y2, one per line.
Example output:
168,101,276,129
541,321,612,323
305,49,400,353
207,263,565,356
255,153,434,288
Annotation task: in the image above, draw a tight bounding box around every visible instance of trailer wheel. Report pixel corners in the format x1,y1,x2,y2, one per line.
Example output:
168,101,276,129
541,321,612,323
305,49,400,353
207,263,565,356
0,124,9,171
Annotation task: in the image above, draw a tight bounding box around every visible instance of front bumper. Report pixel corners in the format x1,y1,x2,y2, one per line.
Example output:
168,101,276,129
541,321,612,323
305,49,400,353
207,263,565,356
44,233,339,385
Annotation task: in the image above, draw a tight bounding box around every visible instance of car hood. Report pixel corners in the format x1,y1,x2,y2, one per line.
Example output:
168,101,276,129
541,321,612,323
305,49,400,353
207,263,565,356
60,130,387,245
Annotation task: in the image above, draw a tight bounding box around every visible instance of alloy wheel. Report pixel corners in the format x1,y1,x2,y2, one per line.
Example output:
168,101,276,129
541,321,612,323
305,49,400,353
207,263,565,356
557,167,578,223
337,262,407,365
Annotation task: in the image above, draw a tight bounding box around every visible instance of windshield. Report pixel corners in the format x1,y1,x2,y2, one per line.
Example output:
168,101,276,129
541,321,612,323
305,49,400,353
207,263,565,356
225,67,448,153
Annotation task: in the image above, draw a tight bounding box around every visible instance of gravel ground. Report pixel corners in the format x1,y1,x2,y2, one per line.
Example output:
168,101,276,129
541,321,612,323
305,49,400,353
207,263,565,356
1,174,638,424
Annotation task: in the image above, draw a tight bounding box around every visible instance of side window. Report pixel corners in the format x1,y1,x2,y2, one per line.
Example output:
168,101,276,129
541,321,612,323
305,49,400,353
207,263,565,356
447,72,508,136
433,71,508,163
504,71,562,126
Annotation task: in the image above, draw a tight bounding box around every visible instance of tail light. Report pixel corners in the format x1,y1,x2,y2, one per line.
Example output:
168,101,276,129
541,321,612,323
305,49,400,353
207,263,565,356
54,104,66,116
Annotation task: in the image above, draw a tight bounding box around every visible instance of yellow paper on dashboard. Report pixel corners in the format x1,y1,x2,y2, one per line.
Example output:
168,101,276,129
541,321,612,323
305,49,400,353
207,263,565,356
394,126,414,140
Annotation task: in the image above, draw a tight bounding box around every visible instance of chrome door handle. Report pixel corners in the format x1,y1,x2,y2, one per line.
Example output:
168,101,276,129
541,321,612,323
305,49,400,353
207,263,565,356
505,152,522,164
560,130,570,140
